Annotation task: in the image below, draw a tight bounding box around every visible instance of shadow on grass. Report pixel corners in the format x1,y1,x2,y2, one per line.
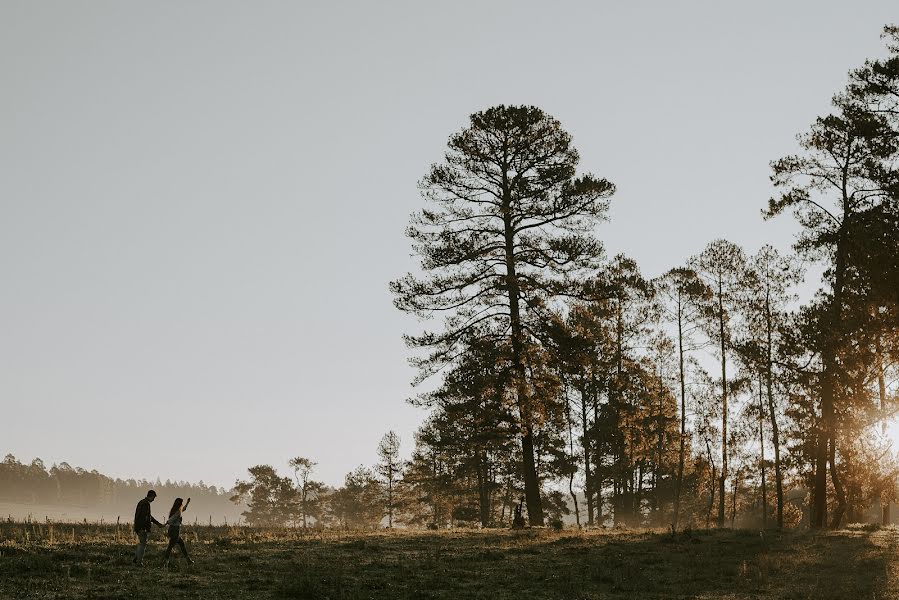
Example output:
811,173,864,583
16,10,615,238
229,528,896,600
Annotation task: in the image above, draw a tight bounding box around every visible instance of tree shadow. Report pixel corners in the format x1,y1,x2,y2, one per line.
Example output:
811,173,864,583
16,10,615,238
313,528,893,599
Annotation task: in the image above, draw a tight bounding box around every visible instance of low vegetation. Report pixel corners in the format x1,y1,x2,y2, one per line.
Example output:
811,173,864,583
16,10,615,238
1,522,897,599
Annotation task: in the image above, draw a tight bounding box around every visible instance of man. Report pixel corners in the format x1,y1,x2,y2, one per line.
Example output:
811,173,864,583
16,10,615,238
133,490,164,565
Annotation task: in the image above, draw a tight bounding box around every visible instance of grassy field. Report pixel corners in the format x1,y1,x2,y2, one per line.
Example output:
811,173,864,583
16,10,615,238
1,522,897,599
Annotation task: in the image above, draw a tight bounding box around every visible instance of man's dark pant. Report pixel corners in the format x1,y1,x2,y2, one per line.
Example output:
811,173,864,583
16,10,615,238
133,530,150,563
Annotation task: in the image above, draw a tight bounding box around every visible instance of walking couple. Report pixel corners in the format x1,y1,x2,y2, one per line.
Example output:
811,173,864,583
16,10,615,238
132,489,194,567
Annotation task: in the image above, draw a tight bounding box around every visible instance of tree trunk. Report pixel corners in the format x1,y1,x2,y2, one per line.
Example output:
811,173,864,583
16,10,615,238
878,339,888,435
706,438,716,529
636,463,644,525
654,368,664,523
764,288,784,529
812,404,829,528
814,191,849,529
581,382,594,526
593,387,603,525
476,452,490,528
612,304,625,526
563,383,581,528
730,470,739,527
828,431,847,528
512,334,543,525
758,377,767,530
674,295,687,531
500,477,512,526
301,487,308,529
502,181,544,526
569,473,580,529
387,466,395,528
717,281,728,528
815,253,846,528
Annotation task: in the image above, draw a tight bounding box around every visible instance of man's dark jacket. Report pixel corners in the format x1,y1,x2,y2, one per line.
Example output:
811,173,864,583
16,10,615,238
134,498,163,532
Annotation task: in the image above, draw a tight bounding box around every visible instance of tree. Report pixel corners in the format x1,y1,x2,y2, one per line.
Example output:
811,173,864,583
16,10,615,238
594,255,657,525
329,467,384,529
413,332,519,528
541,311,591,528
288,457,326,528
376,431,403,527
767,100,896,528
645,335,682,525
690,239,747,527
735,245,802,529
690,366,723,528
540,300,616,526
656,266,711,530
402,417,458,528
231,465,297,527
848,26,899,130
392,105,616,525
846,28,899,496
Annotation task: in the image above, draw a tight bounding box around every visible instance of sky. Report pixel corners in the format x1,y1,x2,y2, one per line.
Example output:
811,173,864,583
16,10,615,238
1,1,896,490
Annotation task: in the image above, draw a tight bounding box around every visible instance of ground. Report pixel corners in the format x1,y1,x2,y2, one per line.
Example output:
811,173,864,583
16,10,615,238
1,523,897,599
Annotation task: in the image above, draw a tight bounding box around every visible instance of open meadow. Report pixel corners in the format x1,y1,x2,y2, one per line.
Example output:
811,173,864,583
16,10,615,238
2,522,898,600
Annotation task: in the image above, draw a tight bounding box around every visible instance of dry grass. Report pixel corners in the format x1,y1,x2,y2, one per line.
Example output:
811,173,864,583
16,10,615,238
1,522,896,599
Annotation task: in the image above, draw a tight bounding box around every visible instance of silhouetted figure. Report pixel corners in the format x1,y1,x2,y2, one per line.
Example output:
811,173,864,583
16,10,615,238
133,490,164,565
164,497,194,567
512,496,526,528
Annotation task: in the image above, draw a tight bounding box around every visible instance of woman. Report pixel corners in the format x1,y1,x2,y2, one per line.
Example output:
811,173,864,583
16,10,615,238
164,497,194,567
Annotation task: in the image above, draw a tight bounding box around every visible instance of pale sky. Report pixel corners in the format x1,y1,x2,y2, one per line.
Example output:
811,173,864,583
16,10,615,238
1,1,895,489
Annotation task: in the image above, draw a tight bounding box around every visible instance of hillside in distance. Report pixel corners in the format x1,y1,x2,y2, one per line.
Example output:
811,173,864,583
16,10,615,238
0,453,243,524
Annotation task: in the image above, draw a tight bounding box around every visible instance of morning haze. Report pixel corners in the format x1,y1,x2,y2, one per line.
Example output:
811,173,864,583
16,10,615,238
0,0,894,493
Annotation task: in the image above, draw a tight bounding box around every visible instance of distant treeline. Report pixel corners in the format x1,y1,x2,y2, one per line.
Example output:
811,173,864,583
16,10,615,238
0,454,242,523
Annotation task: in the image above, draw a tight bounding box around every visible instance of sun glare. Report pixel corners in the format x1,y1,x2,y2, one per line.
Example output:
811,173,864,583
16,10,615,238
879,416,899,451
